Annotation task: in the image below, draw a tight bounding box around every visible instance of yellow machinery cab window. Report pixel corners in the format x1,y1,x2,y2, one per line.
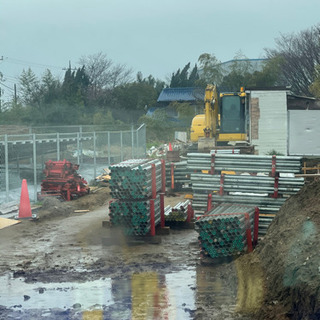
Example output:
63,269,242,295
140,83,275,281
220,95,245,133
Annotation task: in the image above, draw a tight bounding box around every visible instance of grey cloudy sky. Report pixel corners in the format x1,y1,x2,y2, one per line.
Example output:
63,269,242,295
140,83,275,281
1,0,320,97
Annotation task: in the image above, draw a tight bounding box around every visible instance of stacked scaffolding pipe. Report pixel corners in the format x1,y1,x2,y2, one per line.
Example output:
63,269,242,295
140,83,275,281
188,152,304,237
109,197,161,235
187,153,302,174
195,204,258,258
110,159,163,199
164,200,191,222
108,158,165,236
165,161,192,190
192,193,286,213
191,173,304,195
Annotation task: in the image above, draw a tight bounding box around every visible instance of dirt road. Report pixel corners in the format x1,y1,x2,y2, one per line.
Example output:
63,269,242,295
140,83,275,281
0,187,254,319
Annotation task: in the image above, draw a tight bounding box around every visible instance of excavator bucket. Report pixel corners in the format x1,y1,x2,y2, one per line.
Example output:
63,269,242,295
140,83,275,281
198,137,216,151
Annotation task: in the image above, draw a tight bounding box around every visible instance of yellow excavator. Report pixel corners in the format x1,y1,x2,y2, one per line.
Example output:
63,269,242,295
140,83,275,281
190,84,248,151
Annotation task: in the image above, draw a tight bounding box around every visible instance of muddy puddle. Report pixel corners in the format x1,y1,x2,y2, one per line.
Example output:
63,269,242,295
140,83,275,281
0,263,252,320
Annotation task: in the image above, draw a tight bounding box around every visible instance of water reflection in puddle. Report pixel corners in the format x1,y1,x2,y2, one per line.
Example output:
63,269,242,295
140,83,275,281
0,269,196,319
0,265,249,319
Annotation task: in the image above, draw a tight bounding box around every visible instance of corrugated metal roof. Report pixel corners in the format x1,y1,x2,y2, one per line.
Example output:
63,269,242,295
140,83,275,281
157,87,205,102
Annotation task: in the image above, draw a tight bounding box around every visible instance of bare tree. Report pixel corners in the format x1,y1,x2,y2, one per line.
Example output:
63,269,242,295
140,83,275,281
109,63,133,89
266,24,320,96
79,52,133,103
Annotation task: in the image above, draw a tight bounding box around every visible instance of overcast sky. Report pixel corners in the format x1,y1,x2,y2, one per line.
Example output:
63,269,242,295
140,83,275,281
1,0,320,98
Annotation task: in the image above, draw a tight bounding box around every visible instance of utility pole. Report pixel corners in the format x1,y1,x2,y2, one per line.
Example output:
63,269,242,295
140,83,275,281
14,84,17,105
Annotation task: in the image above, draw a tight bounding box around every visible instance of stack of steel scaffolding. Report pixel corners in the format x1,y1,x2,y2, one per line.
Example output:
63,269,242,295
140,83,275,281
164,200,192,222
108,159,166,236
187,153,302,174
188,152,304,236
191,173,304,195
40,159,89,201
195,204,259,258
110,159,163,199
165,161,192,191
109,196,161,235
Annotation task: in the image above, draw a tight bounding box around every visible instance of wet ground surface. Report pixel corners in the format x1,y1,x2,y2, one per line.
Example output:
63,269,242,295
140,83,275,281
0,190,254,319
0,262,250,320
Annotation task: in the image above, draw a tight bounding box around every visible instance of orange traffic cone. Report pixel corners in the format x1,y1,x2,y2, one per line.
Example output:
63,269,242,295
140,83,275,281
168,142,173,151
18,179,33,219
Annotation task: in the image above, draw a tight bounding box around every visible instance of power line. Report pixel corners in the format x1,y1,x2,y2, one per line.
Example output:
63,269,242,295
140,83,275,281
0,81,14,92
3,56,67,70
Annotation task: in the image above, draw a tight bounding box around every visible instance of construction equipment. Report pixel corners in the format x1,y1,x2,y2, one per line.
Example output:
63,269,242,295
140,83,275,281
39,159,89,201
190,84,248,151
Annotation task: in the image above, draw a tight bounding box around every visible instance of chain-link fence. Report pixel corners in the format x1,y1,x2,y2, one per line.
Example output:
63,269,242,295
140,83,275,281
0,124,146,204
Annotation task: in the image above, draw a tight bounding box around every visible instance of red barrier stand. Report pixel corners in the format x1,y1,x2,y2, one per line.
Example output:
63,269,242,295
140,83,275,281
150,199,156,236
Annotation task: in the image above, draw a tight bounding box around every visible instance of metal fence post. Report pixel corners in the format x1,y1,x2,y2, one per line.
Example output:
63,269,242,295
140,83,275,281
108,131,111,166
5,134,9,202
93,132,96,180
33,134,37,202
120,131,123,162
79,125,83,164
57,132,60,160
77,132,80,164
136,127,139,158
131,125,134,159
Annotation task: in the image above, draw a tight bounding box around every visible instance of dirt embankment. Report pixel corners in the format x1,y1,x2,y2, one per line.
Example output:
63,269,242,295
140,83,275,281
37,186,110,220
249,180,320,319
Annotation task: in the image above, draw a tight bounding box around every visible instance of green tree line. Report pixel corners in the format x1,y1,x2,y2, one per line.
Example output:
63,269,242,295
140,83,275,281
1,23,320,130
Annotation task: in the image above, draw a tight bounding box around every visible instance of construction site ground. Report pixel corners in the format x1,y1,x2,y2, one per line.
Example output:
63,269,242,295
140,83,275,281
0,182,319,319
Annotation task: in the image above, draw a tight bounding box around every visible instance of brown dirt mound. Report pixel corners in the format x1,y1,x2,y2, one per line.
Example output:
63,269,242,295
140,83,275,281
254,180,320,319
36,186,110,220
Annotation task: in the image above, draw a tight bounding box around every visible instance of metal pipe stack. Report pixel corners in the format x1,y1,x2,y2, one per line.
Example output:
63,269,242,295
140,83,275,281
108,159,164,236
195,204,257,258
187,153,302,174
109,159,163,199
188,152,304,237
109,196,161,235
165,161,192,191
191,173,304,195
164,200,191,222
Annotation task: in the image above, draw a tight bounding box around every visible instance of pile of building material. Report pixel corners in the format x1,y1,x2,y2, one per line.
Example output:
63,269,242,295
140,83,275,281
109,159,163,199
187,153,302,174
108,159,166,236
40,159,89,201
195,204,259,258
109,196,161,236
164,200,192,222
189,152,304,236
165,161,192,191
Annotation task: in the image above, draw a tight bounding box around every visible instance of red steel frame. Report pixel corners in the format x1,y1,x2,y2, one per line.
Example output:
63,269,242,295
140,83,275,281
271,155,277,177
40,159,89,201
186,203,194,223
170,163,175,190
219,174,225,196
149,160,166,235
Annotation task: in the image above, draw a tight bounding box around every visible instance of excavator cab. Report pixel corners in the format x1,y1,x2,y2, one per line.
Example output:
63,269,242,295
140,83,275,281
218,92,247,143
190,85,248,151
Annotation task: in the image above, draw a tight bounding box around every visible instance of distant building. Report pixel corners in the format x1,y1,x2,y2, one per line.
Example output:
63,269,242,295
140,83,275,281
157,87,205,104
220,58,268,74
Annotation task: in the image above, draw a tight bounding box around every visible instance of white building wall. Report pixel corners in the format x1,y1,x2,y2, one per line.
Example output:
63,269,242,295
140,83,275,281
288,110,320,156
250,91,287,155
